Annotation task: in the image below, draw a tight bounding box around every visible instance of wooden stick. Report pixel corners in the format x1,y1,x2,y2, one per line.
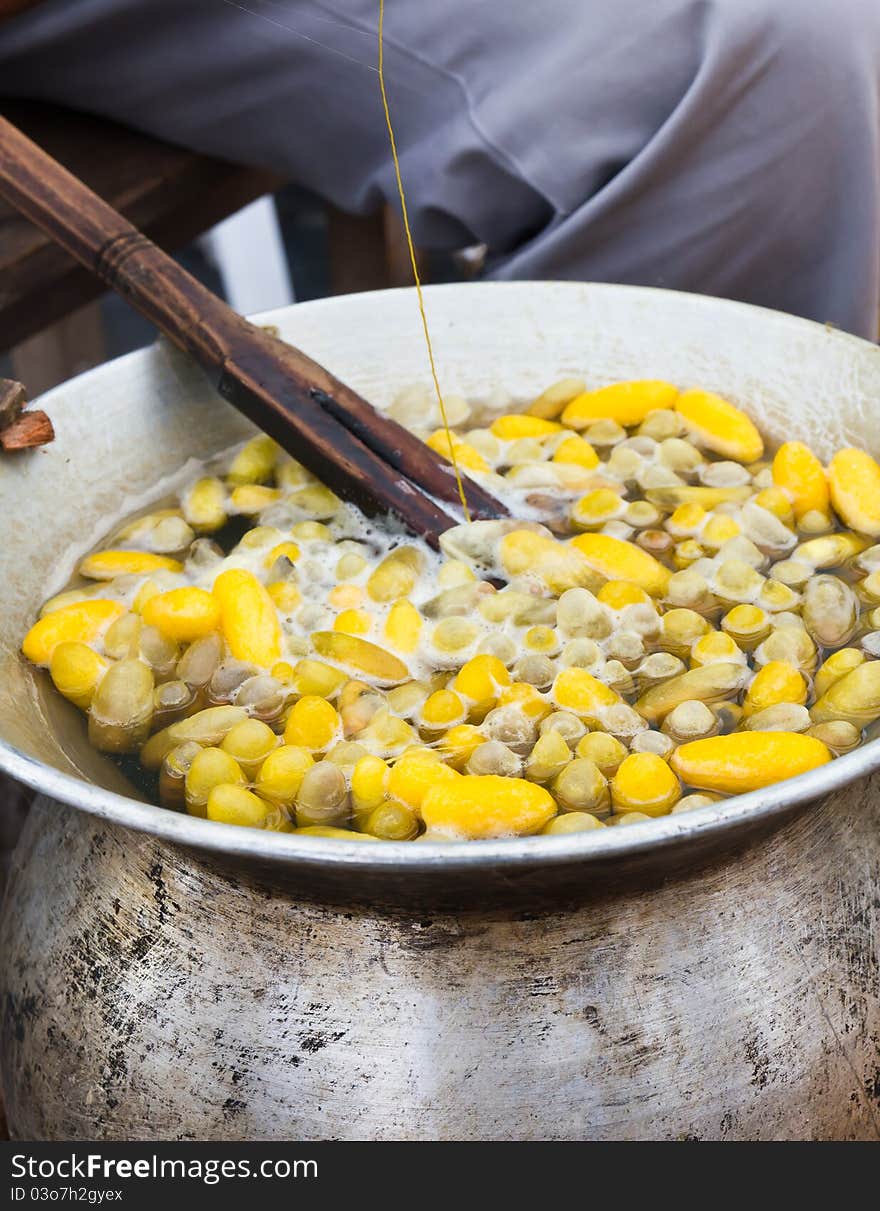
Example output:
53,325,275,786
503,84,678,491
0,116,508,544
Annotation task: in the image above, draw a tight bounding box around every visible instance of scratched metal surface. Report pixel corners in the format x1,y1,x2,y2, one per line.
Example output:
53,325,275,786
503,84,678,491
2,787,878,1141
1,283,880,1139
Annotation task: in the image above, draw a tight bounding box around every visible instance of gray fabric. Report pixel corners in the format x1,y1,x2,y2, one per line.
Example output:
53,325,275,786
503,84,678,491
1,0,878,337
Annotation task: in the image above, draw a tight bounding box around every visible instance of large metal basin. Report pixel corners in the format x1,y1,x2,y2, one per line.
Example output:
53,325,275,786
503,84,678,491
1,283,878,1139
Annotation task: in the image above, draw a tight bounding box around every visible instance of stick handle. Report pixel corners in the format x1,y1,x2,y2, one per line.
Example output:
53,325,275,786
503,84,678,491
0,115,507,527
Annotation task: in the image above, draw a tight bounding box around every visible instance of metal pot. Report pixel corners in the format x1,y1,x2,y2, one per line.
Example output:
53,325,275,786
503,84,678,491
1,283,879,1140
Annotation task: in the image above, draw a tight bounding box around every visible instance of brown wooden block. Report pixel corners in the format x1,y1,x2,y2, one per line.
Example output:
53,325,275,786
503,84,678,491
0,408,54,450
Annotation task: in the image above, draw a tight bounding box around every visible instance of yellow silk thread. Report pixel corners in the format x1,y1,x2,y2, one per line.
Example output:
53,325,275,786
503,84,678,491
377,0,472,521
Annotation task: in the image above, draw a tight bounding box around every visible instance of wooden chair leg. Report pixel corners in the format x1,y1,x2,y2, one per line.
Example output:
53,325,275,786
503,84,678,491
326,204,427,294
382,204,426,287
10,300,106,396
326,206,388,295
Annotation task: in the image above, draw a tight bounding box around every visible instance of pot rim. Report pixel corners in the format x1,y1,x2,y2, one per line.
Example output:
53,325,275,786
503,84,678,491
3,280,878,874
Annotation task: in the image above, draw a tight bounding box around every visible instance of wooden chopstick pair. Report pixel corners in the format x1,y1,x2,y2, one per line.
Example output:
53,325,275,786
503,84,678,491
0,115,508,547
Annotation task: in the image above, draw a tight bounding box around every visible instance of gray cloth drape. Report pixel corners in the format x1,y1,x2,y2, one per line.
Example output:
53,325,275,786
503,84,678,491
1,0,878,336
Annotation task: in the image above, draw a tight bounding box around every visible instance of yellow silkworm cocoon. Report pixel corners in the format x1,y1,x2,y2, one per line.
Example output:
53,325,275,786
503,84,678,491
813,648,866,701
291,521,331,542
552,435,599,469
673,540,704,570
350,754,390,816
229,484,281,514
805,720,861,756
274,457,314,490
255,745,315,807
575,731,627,776
271,661,296,685
266,541,301,568
267,581,302,613
206,784,275,829
432,618,479,653
499,529,602,595
421,774,556,839
383,599,423,653
552,667,621,717
551,758,609,814
22,599,124,666
810,660,880,728
671,732,830,794
287,485,342,519
132,579,165,615
227,434,279,485
570,489,627,531
334,608,373,637
596,581,653,610
793,532,869,569
336,552,367,580
636,663,748,723
49,641,109,710
490,414,563,441
283,695,341,752
185,747,246,818
78,550,182,580
435,723,484,769
648,485,753,512
327,584,364,611
528,377,587,420
828,448,880,537
757,579,801,614
700,514,741,548
742,660,808,717
426,429,489,473
452,654,511,704
212,568,282,666
674,389,763,463
362,800,419,841
367,547,424,603
752,487,794,527
140,705,247,769
562,380,679,429
720,604,771,651
142,587,220,643
220,718,278,779
182,477,227,531
570,532,670,596
289,659,347,698
522,625,559,655
541,812,605,835
667,502,707,537
388,750,459,812
420,689,466,733
524,730,572,783
689,631,746,668
311,632,410,686
39,589,91,618
772,442,829,520
497,682,551,723
355,709,418,757
611,753,681,817
239,526,283,550
437,559,477,588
